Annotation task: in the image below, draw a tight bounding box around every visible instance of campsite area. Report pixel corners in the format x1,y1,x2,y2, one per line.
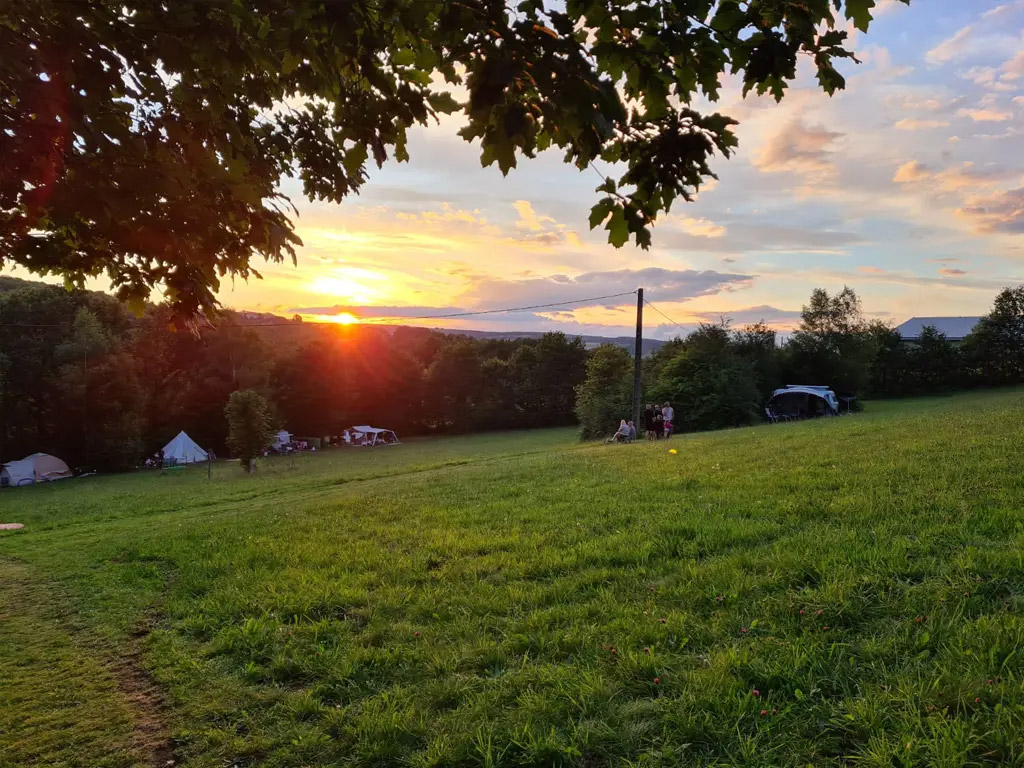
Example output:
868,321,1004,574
4,389,1024,768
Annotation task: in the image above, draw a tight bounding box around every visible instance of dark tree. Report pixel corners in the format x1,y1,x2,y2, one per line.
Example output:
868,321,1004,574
650,323,760,431
732,321,781,397
575,344,633,440
907,325,961,394
225,389,275,472
963,286,1024,386
4,0,904,319
785,287,876,396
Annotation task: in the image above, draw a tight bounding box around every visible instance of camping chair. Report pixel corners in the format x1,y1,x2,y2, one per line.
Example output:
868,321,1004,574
765,407,778,424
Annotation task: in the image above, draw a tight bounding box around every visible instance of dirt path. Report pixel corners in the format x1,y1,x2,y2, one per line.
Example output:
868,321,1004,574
0,559,175,768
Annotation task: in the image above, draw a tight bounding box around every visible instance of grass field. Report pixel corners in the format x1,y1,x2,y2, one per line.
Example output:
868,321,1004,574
3,391,1024,768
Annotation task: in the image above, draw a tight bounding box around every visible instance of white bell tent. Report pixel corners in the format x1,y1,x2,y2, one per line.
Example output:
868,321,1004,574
162,431,208,464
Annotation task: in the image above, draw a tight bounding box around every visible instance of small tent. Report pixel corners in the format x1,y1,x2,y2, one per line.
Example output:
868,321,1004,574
349,426,400,447
272,430,292,450
1,453,73,487
162,431,208,464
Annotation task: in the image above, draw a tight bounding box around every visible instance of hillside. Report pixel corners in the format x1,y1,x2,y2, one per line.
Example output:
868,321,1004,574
4,389,1024,767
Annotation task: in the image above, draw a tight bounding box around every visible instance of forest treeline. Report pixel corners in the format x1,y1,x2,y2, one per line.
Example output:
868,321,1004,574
576,285,1024,438
0,277,586,470
2,276,1023,470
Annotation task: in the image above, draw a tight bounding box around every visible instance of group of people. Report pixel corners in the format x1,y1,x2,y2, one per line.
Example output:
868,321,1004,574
608,402,675,443
644,402,674,440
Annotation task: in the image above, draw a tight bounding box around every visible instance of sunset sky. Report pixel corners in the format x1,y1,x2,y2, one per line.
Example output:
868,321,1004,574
19,0,1024,338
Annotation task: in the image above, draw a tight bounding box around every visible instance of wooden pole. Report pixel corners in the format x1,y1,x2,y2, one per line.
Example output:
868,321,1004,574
632,288,643,431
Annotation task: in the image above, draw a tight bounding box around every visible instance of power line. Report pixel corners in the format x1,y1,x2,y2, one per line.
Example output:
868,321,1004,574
0,290,639,329
642,297,689,335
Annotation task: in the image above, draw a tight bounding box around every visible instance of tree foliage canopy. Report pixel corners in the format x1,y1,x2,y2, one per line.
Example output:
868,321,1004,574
3,0,904,319
224,389,275,472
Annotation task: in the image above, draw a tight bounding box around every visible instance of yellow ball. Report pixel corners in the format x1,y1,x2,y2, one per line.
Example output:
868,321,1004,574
668,449,678,455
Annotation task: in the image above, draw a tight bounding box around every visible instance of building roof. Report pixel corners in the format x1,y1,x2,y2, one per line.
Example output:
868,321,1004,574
895,316,982,340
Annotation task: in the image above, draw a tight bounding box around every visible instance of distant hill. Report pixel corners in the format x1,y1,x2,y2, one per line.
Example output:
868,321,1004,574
230,312,668,355
439,328,667,355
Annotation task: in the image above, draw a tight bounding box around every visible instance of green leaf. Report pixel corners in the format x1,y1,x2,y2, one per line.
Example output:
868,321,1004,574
588,199,613,229
427,92,460,114
392,48,416,67
343,143,368,178
606,206,628,247
845,0,876,33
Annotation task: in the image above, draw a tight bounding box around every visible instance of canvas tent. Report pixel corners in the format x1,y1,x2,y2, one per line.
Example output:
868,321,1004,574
1,453,73,487
272,430,292,449
349,426,400,447
162,431,208,464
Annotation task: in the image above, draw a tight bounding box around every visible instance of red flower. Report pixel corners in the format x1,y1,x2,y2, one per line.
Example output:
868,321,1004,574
752,689,760,697
975,697,981,704
644,647,651,654
771,708,777,715
799,609,805,615
653,677,661,685
413,631,420,637
817,609,823,616
760,709,767,716
740,627,748,634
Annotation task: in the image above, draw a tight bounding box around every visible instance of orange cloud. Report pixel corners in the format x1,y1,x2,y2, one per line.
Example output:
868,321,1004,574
957,107,1013,122
895,118,950,130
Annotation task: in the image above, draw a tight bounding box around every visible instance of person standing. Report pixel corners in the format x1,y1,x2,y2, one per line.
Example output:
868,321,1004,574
662,402,675,439
644,403,655,440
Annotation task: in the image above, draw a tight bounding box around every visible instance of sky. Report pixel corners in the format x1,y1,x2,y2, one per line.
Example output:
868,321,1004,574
15,0,1024,338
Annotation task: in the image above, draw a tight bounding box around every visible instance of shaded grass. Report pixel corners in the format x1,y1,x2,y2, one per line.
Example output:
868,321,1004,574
4,394,1024,766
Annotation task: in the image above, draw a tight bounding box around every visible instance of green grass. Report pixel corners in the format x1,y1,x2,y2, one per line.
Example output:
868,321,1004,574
3,393,1024,767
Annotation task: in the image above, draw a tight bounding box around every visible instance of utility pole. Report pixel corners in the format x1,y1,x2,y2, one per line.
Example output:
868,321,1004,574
632,288,643,430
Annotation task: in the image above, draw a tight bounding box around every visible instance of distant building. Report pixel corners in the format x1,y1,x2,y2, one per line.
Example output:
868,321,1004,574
895,316,982,342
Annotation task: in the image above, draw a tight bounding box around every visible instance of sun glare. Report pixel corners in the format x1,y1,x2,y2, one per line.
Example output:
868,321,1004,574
324,312,360,325
309,274,379,303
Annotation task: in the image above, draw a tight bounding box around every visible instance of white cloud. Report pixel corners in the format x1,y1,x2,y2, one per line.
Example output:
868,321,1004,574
957,107,1013,122
753,120,844,177
957,187,1024,233
927,27,975,65
1002,50,1024,79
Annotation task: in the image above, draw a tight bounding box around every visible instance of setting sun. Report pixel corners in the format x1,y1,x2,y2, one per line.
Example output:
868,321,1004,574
323,312,360,325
